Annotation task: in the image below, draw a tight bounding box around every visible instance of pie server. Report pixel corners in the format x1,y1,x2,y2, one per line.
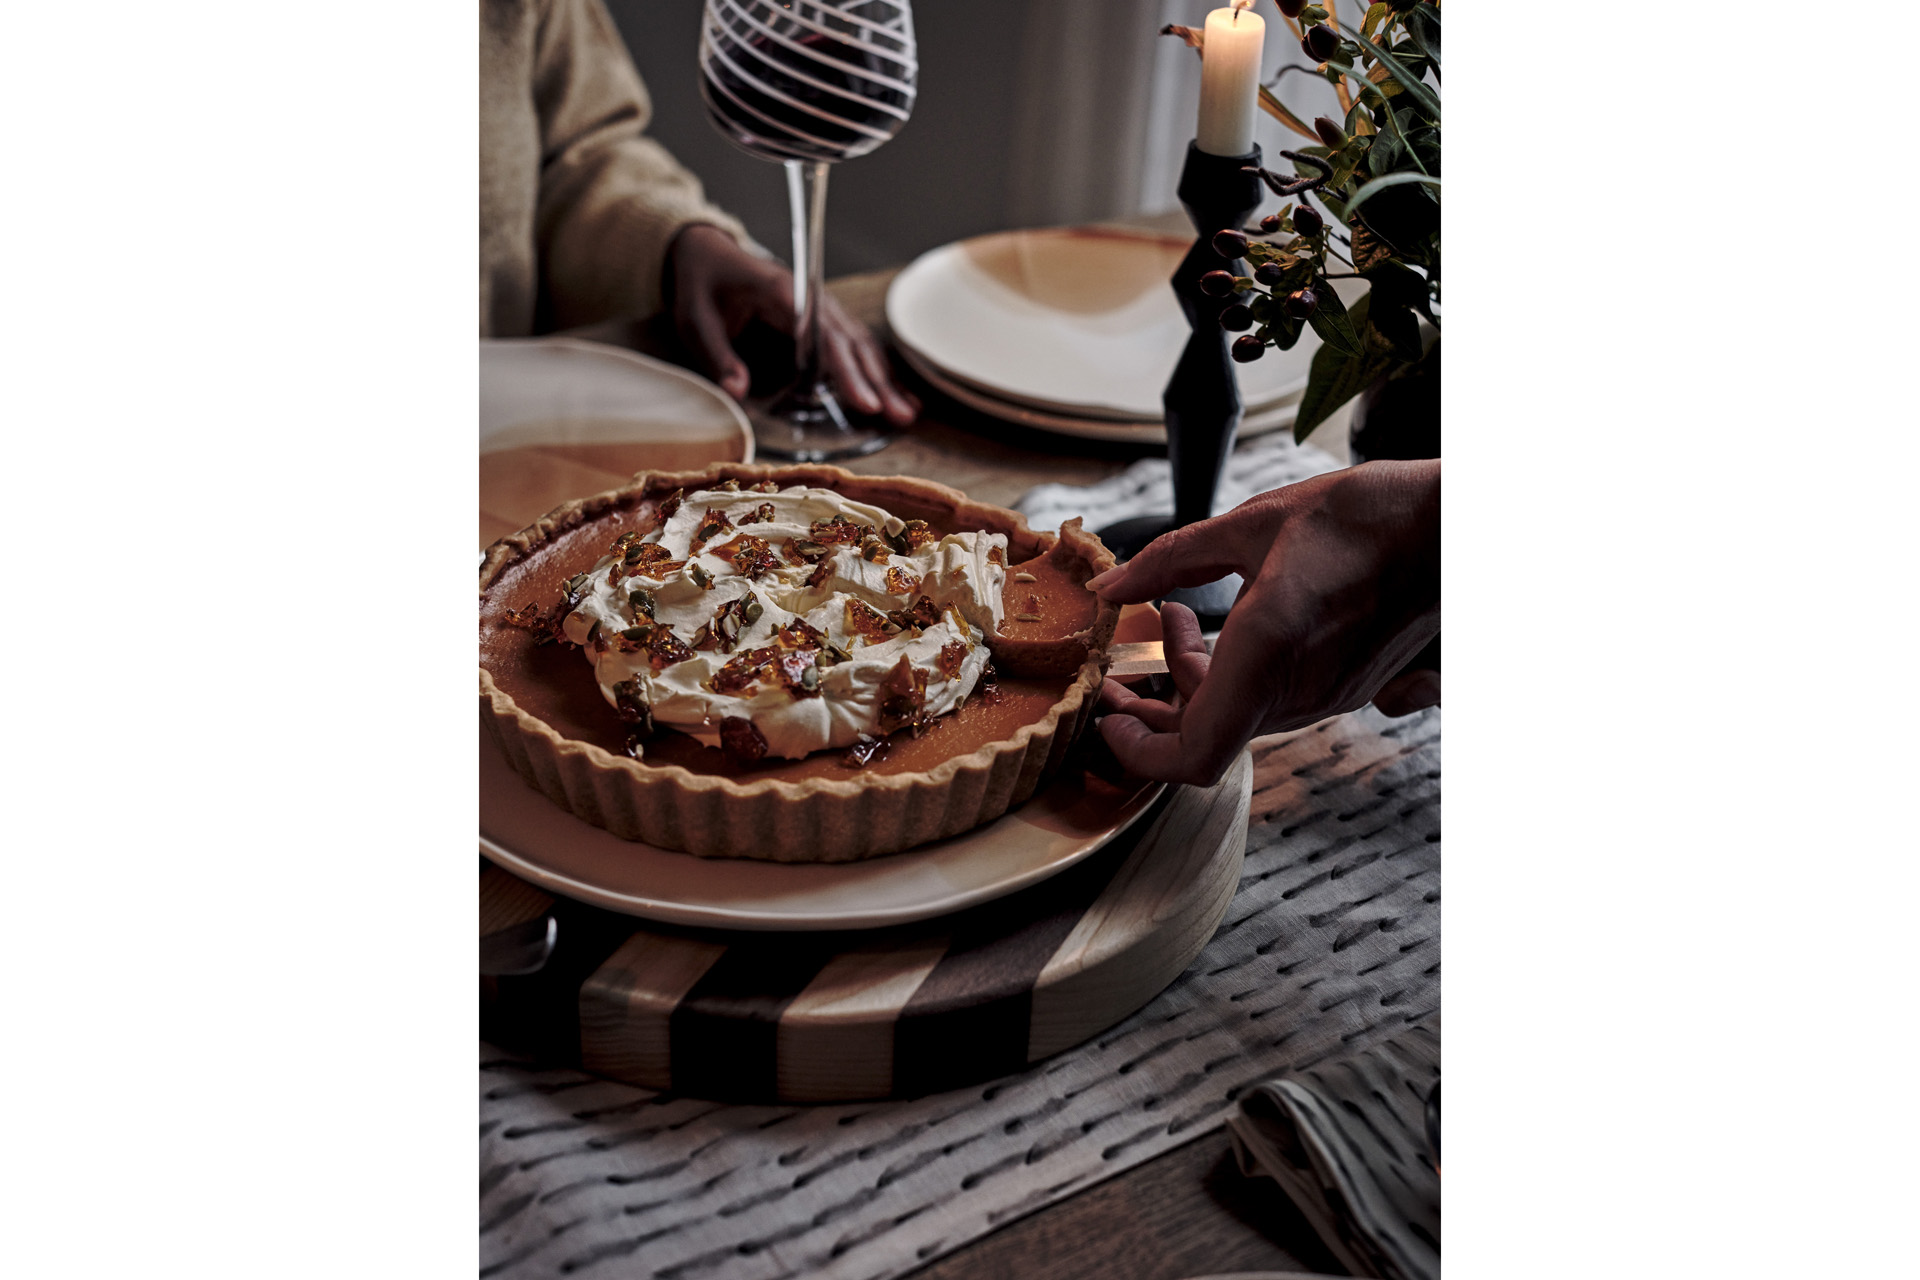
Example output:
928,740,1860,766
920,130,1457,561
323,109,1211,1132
1105,641,1168,678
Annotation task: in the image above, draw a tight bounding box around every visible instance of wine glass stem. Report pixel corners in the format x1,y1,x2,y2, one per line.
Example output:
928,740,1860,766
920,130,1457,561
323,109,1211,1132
786,158,832,396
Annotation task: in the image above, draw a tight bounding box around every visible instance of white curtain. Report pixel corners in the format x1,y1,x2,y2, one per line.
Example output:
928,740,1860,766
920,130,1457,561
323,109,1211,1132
1005,0,1332,229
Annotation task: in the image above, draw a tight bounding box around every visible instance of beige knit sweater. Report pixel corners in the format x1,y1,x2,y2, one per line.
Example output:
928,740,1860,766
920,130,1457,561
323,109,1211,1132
480,0,749,337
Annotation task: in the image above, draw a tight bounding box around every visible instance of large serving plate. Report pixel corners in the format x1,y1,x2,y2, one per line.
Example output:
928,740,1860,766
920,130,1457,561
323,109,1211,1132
479,731,1164,932
478,338,752,547
886,226,1319,422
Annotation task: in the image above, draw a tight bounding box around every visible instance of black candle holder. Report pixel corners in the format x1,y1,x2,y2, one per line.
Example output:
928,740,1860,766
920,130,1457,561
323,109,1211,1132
1097,141,1265,626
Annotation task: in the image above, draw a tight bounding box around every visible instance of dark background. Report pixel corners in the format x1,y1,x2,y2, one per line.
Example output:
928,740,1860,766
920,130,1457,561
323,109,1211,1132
605,0,1038,274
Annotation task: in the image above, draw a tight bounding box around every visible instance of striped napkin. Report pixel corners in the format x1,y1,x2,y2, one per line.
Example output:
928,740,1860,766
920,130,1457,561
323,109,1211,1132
1227,1017,1441,1280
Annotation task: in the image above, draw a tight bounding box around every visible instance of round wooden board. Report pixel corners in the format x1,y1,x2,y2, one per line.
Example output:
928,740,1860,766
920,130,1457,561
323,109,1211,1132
481,752,1251,1103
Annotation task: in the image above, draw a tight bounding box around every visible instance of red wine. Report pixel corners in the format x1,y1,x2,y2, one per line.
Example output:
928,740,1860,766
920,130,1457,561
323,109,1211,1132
701,28,912,164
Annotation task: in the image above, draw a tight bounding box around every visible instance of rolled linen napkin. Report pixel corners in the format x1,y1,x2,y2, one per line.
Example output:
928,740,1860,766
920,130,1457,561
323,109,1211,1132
1226,1018,1440,1280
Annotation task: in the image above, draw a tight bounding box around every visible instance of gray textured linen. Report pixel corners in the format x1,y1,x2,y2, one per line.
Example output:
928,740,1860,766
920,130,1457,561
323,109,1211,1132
479,436,1439,1279
1013,430,1343,533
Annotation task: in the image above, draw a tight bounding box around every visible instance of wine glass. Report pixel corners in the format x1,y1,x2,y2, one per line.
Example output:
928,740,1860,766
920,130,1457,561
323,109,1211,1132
699,0,917,461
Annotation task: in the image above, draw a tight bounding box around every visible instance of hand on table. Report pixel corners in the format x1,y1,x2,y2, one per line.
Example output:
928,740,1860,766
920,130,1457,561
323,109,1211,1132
1092,460,1442,786
667,223,918,425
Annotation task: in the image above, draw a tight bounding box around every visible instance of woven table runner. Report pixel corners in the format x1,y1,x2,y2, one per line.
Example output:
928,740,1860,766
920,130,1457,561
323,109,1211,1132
1012,429,1343,533
480,697,1440,1279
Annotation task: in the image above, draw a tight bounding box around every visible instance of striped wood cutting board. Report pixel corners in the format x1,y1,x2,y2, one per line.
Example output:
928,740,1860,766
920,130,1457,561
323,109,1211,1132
481,753,1251,1103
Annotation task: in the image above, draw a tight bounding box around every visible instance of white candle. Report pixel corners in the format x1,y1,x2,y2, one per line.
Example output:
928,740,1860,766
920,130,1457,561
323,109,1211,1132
1195,2,1266,157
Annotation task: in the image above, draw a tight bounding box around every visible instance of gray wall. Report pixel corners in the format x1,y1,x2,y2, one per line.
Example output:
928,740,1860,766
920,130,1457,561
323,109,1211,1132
605,0,1036,275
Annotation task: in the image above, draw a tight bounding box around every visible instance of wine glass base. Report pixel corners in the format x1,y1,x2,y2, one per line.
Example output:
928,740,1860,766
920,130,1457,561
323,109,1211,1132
747,384,892,462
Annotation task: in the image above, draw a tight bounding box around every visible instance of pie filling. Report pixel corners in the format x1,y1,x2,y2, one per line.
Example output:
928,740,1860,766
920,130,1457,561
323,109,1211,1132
479,480,1100,781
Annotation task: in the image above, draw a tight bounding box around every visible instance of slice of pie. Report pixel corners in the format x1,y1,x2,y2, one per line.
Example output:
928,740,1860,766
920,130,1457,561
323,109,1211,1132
479,464,1119,862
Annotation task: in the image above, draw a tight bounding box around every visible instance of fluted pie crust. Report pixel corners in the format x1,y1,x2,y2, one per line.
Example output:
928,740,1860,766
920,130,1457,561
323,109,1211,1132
479,464,1119,862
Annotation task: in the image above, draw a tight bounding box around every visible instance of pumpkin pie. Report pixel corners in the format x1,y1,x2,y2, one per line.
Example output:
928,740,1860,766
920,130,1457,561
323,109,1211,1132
479,464,1119,862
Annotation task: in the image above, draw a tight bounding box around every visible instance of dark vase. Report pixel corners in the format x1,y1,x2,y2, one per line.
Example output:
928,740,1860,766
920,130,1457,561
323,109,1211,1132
1348,348,1440,464
1347,345,1441,679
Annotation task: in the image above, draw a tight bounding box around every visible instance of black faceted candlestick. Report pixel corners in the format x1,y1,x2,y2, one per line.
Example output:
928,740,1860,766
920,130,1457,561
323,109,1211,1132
1098,141,1264,625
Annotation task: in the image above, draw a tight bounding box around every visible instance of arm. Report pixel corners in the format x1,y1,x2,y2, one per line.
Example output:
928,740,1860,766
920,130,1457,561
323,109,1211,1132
529,0,748,330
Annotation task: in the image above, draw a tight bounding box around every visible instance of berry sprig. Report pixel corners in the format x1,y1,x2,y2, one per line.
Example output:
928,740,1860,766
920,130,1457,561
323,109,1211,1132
1203,141,1356,365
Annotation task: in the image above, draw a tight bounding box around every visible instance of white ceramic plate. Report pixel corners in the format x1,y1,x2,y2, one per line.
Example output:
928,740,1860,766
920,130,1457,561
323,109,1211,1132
886,227,1318,422
479,337,752,458
899,345,1299,446
478,731,1165,931
479,338,754,544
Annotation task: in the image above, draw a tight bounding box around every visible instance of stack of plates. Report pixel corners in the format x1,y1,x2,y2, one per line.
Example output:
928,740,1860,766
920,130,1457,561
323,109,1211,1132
886,226,1321,444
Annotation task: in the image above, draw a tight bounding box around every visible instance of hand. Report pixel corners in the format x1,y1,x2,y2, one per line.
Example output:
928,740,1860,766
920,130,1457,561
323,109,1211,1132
666,223,918,425
1092,460,1441,786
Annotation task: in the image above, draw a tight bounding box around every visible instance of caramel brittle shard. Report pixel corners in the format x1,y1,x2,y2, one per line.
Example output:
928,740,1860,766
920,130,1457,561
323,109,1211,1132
783,537,830,565
623,542,684,580
842,735,889,768
743,501,777,524
876,655,931,736
718,533,778,580
751,480,780,494
901,519,936,551
810,514,869,546
937,640,969,680
611,678,653,734
860,536,891,564
844,598,895,645
642,624,695,670
776,617,826,651
884,565,921,596
504,600,572,646
710,645,777,696
655,487,685,524
987,545,1006,566
719,715,768,763
690,508,734,554
888,595,941,633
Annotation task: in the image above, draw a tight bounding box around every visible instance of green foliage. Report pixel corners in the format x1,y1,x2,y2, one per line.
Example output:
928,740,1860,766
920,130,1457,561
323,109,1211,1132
1295,295,1400,439
1238,0,1440,441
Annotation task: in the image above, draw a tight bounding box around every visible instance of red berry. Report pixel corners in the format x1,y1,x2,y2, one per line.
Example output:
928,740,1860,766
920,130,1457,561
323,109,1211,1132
1231,335,1267,363
1292,204,1323,236
1211,228,1250,259
1253,262,1285,287
1313,116,1346,149
1284,287,1319,318
1259,213,1284,234
1220,304,1254,332
1277,0,1307,16
1304,25,1339,60
1199,270,1237,298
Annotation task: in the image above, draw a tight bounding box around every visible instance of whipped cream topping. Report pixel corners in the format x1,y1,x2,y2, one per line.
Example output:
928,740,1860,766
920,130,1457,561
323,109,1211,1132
561,485,1008,759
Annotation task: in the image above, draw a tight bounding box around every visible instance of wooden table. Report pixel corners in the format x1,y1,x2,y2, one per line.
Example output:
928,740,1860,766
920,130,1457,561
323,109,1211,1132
547,273,1359,1280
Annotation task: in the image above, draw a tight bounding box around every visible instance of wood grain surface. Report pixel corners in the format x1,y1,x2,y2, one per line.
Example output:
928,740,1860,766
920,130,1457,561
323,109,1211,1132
480,755,1251,1103
902,1127,1346,1280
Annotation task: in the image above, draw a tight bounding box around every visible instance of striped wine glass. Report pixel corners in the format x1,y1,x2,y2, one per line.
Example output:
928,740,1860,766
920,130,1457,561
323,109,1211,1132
699,0,917,460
